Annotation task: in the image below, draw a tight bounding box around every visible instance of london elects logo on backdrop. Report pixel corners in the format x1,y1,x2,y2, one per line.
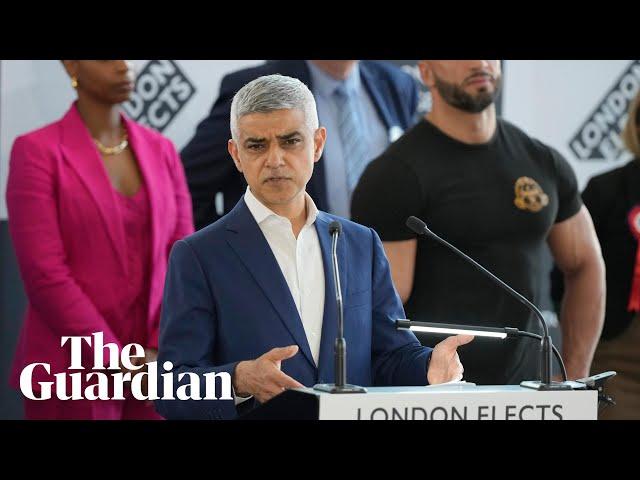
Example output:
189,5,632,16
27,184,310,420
122,60,196,132
569,60,640,163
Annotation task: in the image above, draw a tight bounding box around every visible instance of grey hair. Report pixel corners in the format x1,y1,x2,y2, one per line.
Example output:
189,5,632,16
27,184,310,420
230,74,319,140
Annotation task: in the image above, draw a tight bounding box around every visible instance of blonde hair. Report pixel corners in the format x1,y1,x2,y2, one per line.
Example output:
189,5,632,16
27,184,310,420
622,90,640,159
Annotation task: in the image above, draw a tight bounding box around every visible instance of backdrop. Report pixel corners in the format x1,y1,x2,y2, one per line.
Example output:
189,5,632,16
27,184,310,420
1,60,637,419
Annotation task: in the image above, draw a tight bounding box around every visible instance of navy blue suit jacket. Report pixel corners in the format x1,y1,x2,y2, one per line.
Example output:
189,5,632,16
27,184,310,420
180,60,419,230
156,198,432,420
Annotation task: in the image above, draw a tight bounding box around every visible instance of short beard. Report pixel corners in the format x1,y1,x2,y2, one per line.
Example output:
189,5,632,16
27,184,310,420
433,74,501,114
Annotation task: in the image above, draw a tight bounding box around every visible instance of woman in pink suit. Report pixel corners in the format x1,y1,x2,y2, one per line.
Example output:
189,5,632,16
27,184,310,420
6,60,194,419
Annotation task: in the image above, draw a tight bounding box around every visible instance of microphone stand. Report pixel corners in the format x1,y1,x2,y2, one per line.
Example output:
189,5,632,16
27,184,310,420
314,221,367,394
406,216,575,391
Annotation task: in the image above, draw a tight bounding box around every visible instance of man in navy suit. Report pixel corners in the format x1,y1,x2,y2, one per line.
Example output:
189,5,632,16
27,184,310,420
156,74,472,420
181,60,419,230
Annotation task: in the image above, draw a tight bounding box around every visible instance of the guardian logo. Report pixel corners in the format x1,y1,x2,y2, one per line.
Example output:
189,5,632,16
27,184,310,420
20,333,232,401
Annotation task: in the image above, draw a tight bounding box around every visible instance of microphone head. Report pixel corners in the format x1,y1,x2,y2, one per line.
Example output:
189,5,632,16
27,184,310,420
329,220,342,236
406,216,429,235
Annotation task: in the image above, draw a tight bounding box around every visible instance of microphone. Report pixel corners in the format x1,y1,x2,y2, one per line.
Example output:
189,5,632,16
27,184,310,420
314,221,367,394
406,216,574,391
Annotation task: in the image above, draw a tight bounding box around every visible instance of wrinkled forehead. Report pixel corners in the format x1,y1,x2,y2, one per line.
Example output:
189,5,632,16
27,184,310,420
236,108,310,139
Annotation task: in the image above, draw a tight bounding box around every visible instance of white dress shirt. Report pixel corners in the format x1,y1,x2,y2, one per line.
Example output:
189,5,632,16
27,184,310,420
244,186,326,365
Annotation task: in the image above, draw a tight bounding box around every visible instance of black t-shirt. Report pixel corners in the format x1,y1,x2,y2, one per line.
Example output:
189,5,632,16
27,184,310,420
351,118,582,385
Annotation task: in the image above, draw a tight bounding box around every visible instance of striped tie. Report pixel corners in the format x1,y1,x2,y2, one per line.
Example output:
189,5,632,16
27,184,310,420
333,84,370,192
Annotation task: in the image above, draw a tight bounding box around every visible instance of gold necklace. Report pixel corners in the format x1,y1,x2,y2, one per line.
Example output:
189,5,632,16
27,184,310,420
94,132,129,155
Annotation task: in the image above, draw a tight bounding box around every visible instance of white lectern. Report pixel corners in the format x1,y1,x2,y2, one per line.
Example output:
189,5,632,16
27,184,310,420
241,384,598,420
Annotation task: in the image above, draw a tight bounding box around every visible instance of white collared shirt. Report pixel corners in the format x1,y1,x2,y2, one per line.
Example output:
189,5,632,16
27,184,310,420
244,187,326,365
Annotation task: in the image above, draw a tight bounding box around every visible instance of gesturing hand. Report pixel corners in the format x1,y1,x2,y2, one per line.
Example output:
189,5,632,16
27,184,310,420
233,345,304,403
427,335,474,385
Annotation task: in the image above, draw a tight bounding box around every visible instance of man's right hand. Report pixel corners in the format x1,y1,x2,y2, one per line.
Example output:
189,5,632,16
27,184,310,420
233,345,304,403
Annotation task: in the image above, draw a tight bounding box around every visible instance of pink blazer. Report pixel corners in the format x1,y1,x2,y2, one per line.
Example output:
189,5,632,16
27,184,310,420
6,103,194,389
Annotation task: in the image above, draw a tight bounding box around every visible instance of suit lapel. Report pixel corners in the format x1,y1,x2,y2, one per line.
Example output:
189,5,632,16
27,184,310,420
59,104,127,273
315,213,348,384
360,62,394,130
224,199,316,370
125,117,162,274
125,117,165,331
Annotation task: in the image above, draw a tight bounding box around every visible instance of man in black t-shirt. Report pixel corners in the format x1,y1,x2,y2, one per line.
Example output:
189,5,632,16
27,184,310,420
351,60,605,385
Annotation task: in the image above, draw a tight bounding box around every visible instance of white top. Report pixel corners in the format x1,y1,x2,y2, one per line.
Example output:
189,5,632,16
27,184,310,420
244,186,326,365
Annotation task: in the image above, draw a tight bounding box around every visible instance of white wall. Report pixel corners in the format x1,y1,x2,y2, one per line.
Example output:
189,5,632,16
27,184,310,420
503,60,639,190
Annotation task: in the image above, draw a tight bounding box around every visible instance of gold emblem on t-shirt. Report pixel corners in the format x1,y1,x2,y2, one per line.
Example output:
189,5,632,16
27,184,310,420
514,177,549,213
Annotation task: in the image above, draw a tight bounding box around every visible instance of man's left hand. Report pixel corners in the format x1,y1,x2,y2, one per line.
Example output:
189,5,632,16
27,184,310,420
427,335,474,384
